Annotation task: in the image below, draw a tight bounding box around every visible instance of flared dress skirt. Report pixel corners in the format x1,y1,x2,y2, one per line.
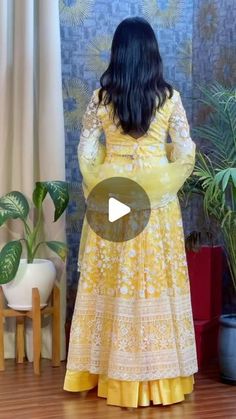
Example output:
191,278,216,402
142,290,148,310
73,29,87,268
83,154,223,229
64,196,198,407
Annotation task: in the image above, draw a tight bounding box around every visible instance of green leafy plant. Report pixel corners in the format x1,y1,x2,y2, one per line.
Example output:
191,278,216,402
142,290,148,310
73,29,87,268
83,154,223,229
0,181,69,284
183,83,236,290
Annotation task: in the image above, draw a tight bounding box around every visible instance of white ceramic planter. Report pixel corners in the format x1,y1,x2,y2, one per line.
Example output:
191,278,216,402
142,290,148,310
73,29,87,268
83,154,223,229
2,259,56,310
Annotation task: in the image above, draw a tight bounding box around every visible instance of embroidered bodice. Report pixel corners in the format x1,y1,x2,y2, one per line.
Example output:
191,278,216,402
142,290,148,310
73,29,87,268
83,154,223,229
78,88,196,208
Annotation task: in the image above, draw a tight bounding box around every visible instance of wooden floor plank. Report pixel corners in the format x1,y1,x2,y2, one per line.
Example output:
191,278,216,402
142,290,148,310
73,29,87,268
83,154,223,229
0,360,235,419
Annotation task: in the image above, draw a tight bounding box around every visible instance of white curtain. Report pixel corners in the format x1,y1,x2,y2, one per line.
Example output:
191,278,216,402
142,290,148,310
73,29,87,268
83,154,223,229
0,0,66,361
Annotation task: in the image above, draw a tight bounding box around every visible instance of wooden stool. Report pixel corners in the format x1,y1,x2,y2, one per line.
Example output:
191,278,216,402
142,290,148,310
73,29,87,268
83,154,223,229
0,285,61,375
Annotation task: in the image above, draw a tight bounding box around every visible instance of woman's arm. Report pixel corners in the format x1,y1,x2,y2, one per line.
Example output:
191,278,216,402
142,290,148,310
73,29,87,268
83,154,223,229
137,91,196,206
78,90,106,197
152,91,196,199
168,91,196,172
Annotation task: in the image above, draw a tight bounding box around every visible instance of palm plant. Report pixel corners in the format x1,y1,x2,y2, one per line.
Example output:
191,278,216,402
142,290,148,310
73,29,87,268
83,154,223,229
184,83,236,291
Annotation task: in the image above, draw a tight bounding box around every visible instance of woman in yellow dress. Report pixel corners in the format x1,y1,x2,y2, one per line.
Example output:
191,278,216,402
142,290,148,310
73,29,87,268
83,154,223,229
64,16,198,408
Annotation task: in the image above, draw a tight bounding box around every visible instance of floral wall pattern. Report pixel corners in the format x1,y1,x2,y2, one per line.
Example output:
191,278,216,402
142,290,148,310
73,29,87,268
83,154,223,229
59,0,236,319
191,0,236,234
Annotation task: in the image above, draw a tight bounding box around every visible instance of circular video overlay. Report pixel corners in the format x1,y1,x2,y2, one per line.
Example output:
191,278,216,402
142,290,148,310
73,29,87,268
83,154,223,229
86,177,151,242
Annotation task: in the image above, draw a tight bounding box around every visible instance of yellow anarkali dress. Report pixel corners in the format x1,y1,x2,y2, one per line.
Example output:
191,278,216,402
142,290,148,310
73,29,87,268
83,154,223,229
64,88,198,408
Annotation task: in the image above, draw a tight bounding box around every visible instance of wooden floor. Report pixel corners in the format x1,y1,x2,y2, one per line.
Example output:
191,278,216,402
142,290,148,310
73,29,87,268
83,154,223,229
0,360,235,419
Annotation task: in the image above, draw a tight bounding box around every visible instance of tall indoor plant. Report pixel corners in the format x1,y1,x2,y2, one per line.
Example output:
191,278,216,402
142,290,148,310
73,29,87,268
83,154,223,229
185,82,236,383
0,181,69,310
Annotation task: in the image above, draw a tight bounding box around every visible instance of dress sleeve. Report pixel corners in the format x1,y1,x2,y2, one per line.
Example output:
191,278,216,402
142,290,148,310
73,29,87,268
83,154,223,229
141,91,196,205
78,91,106,195
168,92,196,168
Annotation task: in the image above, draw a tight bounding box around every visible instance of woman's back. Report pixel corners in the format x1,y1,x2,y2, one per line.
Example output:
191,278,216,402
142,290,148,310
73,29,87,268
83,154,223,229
78,87,196,208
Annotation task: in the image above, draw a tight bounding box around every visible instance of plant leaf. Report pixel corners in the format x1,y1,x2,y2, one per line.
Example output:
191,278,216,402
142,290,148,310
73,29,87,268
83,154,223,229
0,241,22,284
0,192,29,221
33,183,48,209
42,181,69,222
231,169,236,187
45,241,67,261
222,170,231,191
0,208,16,227
215,168,236,191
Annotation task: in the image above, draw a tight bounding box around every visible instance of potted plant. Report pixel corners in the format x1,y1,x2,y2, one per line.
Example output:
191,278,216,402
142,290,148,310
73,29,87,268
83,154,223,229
0,181,69,310
183,82,236,383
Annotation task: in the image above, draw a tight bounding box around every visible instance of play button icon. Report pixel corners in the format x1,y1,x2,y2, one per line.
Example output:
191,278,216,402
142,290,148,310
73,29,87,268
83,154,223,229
86,177,151,242
108,197,131,222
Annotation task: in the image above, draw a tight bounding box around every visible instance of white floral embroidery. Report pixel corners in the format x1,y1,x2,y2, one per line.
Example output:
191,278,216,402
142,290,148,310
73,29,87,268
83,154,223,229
168,92,196,163
67,199,198,381
77,91,103,164
68,91,198,382
120,286,128,295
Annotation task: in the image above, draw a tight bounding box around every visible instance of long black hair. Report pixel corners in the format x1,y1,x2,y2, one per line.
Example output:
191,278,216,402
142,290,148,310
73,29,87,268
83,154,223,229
98,17,173,137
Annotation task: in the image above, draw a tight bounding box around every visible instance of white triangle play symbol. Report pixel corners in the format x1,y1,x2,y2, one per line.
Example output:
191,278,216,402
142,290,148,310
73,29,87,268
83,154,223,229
108,197,131,222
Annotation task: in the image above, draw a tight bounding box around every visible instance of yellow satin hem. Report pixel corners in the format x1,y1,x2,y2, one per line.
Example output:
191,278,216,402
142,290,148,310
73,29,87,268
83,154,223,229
63,370,195,408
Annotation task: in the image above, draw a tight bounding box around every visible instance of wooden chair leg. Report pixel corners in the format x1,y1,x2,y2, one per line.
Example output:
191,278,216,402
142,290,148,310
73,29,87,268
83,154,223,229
52,285,60,367
0,287,5,371
32,288,41,375
16,316,25,363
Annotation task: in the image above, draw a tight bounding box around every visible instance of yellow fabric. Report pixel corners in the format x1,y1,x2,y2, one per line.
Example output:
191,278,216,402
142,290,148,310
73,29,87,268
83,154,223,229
64,88,198,408
77,89,196,268
64,370,195,407
78,88,196,207
65,199,198,399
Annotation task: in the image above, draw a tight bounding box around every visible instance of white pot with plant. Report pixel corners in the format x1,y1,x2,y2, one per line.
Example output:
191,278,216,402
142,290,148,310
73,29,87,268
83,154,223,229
0,181,69,310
